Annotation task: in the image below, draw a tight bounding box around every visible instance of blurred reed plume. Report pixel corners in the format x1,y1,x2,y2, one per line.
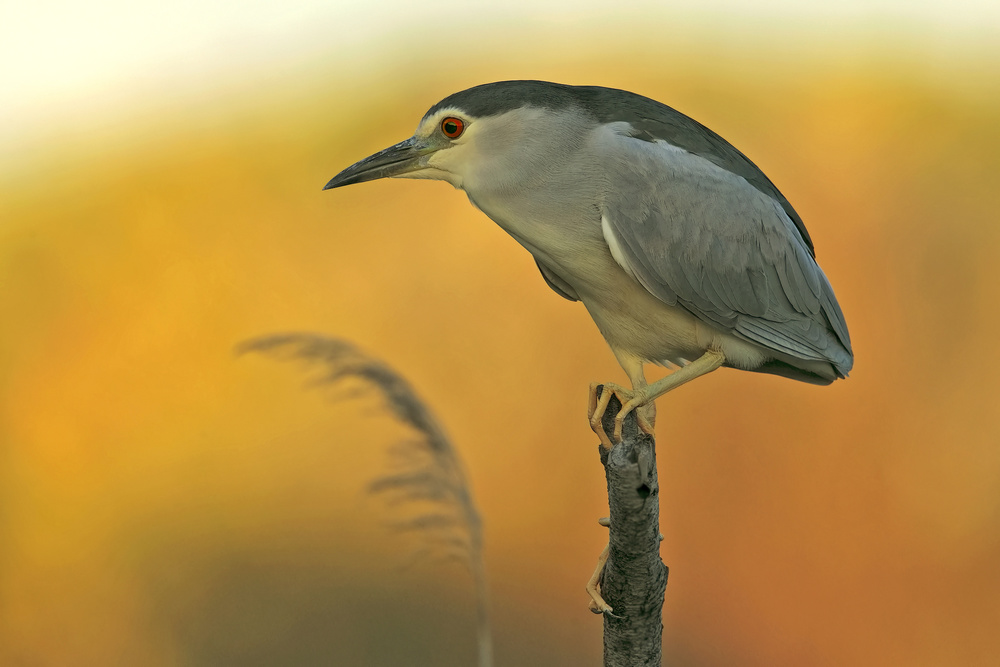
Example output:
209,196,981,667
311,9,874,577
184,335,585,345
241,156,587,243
239,333,492,667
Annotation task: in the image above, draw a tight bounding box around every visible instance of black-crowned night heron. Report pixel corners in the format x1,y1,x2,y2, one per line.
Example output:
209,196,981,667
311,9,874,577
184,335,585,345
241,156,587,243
325,80,854,453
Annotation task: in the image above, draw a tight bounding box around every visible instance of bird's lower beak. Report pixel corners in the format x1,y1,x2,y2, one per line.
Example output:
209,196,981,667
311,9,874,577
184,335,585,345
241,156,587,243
323,137,432,190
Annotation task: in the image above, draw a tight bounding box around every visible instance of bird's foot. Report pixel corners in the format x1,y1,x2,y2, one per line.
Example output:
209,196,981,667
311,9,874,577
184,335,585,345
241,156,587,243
586,517,614,615
588,382,655,449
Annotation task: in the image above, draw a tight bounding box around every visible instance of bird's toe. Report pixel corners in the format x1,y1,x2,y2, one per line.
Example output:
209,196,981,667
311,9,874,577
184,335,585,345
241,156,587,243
589,382,635,449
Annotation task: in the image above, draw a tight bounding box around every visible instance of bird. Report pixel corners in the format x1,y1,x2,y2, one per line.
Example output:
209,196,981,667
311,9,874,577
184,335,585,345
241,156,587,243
324,80,854,615
324,80,853,452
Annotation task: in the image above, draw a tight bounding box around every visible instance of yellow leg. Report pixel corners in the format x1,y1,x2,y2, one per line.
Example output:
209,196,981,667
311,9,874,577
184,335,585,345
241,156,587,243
590,348,726,446
588,382,636,450
586,518,667,614
586,517,612,614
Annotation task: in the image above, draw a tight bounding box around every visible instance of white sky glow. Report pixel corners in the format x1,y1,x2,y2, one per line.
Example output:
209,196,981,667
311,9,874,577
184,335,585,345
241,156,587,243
2,0,998,154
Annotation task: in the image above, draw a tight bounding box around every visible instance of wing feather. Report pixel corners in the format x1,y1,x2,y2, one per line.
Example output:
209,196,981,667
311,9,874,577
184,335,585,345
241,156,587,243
535,259,579,301
598,132,853,375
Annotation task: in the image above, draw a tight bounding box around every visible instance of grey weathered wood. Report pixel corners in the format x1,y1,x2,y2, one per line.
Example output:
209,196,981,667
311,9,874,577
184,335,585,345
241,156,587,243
596,389,669,666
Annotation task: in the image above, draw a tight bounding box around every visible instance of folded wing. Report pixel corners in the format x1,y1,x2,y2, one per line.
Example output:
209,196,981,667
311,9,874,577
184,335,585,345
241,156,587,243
597,130,853,376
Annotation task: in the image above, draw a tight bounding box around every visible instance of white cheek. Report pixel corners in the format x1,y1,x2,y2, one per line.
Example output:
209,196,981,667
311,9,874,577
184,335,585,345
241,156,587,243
425,144,474,188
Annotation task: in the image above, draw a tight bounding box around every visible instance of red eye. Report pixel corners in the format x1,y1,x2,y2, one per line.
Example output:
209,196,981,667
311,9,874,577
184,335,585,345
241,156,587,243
441,117,465,138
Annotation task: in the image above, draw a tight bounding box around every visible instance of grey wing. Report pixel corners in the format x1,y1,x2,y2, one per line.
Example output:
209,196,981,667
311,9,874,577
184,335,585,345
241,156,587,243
600,136,853,376
535,259,579,301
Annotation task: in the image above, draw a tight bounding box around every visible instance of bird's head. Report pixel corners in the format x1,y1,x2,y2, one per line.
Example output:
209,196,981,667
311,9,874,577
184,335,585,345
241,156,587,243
324,81,593,194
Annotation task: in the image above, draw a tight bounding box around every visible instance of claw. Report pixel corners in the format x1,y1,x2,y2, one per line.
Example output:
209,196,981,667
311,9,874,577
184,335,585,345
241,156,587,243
586,519,613,614
588,383,653,448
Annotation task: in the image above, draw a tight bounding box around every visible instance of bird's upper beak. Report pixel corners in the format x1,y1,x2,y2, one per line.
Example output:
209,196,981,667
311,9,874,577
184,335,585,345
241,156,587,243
323,136,435,190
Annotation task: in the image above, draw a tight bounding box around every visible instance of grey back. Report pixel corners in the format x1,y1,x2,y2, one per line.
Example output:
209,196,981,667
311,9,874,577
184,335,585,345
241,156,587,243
427,80,815,255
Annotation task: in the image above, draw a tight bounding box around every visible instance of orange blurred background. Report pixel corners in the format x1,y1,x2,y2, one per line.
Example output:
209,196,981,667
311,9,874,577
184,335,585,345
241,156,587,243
2,5,1000,665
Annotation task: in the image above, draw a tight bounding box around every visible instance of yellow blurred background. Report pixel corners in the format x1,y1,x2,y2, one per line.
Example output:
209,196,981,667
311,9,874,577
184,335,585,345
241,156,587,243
3,2,1000,665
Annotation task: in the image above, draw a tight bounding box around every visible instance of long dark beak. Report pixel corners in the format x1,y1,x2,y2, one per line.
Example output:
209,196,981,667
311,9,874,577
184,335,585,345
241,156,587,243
323,137,429,190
